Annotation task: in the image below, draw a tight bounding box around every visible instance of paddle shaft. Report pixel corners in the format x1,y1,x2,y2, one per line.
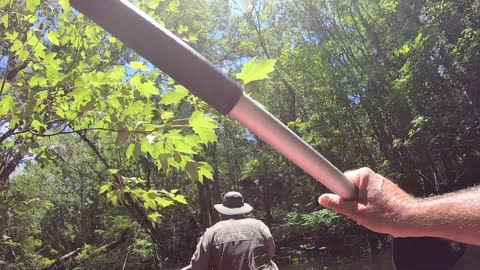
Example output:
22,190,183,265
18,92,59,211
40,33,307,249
69,0,357,200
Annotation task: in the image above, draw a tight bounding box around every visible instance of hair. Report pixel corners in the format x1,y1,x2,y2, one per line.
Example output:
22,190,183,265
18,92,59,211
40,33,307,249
221,214,245,220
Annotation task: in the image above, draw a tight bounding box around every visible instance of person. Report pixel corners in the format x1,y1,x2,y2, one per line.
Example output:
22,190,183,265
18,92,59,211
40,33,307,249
191,191,278,270
317,167,480,245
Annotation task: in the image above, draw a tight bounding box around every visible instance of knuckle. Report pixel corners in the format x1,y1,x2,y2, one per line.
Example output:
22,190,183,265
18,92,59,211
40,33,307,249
358,167,373,176
357,167,374,181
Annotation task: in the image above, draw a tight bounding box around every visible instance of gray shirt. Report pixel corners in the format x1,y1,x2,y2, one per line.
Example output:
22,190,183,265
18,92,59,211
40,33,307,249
191,218,278,270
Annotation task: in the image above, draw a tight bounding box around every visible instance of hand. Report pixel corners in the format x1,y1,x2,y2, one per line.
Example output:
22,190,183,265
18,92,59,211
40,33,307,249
319,168,415,237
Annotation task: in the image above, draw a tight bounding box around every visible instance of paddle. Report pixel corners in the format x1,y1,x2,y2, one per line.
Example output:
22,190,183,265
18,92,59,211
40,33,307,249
69,0,357,200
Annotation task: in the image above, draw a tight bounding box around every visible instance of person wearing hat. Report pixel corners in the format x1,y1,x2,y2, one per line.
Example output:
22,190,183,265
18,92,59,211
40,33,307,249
190,191,278,270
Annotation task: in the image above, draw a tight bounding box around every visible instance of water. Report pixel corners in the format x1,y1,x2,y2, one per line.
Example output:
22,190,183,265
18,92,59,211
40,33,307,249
282,249,394,270
168,251,393,270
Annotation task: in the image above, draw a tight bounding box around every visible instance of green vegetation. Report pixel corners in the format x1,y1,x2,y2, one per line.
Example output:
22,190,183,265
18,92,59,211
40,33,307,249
1,0,479,269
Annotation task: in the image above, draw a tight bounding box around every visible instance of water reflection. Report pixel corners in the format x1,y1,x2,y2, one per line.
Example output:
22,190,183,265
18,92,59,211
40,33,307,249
282,249,394,270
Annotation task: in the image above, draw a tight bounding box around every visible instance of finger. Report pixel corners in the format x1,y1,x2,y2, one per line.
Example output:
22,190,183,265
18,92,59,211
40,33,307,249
344,167,372,186
318,194,361,218
344,169,361,181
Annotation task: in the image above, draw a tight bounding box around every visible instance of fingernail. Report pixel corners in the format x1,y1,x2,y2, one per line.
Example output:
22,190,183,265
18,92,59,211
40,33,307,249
319,195,330,205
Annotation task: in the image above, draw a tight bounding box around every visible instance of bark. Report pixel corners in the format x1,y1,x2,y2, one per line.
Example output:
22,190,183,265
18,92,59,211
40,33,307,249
196,181,212,229
0,152,22,191
262,188,274,226
462,79,480,121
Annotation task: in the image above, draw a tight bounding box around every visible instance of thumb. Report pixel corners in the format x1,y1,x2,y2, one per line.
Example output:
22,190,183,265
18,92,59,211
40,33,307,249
318,194,360,218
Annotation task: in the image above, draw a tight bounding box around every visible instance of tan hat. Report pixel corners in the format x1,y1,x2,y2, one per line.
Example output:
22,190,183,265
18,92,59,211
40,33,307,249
214,191,253,215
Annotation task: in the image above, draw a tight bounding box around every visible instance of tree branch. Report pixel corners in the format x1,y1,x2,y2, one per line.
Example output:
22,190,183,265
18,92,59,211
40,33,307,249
78,132,110,168
42,230,130,270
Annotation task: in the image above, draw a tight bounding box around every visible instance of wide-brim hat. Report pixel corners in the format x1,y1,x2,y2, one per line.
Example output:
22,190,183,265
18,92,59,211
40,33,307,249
214,191,253,215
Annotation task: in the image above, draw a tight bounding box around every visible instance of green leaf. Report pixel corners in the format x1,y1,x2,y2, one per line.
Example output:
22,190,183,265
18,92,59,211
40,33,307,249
29,76,47,87
161,111,174,121
178,25,188,34
187,33,198,43
138,81,159,98
17,49,29,62
173,195,187,204
4,31,18,41
155,197,174,207
26,0,40,13
47,31,60,46
236,57,277,84
109,66,126,80
130,61,147,71
108,168,119,174
160,85,189,105
395,43,410,56
147,0,161,10
147,190,158,199
43,201,54,209
126,143,135,160
123,100,145,116
174,140,197,154
59,0,72,14
0,14,8,28
141,138,154,154
379,0,399,11
148,212,162,223
0,0,9,8
36,90,48,100
2,82,11,93
31,119,46,132
106,192,118,206
99,183,111,194
11,40,23,52
142,197,154,209
198,162,214,181
69,87,91,102
168,1,179,13
189,110,217,143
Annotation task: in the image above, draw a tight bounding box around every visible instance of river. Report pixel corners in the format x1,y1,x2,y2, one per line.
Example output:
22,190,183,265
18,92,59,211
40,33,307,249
168,249,394,270
282,249,394,270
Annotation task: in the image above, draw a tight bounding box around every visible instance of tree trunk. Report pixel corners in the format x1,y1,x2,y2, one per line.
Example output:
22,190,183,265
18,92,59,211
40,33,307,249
197,181,212,229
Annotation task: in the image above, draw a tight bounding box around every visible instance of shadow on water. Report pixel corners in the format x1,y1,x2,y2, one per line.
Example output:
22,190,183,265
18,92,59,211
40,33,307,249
281,248,394,270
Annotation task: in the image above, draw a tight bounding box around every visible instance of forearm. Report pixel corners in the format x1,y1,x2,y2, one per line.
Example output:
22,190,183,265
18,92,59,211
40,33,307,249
403,185,480,245
266,238,276,259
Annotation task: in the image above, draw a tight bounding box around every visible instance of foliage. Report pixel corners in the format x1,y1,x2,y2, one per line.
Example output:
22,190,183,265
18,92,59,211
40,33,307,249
236,57,277,85
1,0,480,268
274,209,356,244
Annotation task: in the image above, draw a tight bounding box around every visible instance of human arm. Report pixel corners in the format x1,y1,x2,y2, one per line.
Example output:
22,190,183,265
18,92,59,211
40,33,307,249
191,230,212,270
260,222,276,259
318,168,480,245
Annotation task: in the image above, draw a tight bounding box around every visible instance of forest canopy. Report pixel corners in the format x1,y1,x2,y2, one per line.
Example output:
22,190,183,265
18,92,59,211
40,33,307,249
0,0,479,269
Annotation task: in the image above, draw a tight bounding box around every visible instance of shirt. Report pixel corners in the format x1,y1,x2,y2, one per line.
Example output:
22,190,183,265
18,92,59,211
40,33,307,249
191,218,278,270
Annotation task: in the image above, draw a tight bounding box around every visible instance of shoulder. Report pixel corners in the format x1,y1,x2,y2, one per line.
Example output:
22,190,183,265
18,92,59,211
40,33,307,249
210,220,229,230
242,218,270,232
209,218,267,230
247,218,272,235
245,218,267,226
207,220,232,234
